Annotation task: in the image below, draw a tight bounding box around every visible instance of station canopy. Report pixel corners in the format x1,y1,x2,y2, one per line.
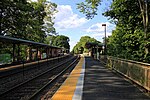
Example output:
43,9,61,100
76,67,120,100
0,35,61,49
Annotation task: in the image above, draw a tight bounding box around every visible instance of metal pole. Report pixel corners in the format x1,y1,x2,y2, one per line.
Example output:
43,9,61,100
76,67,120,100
105,25,107,55
29,46,32,61
13,43,15,62
102,24,106,55
36,47,38,61
22,59,24,79
17,44,20,62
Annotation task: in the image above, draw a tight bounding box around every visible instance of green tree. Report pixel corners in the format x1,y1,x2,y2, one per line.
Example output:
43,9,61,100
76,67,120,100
45,35,56,45
77,0,101,19
47,35,70,50
72,36,101,54
103,0,149,62
138,0,150,60
77,0,150,62
1,0,57,43
43,1,57,35
27,0,46,42
1,0,31,38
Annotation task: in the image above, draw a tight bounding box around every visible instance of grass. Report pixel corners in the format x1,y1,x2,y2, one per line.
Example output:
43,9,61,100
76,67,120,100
0,54,12,65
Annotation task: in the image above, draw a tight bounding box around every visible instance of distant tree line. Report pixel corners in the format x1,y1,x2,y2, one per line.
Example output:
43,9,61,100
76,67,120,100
72,36,101,54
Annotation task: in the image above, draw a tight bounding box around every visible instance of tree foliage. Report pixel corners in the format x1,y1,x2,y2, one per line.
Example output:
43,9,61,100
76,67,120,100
72,36,101,54
45,35,70,50
77,0,150,62
103,0,150,62
43,1,57,35
44,35,56,45
1,0,57,42
77,0,101,19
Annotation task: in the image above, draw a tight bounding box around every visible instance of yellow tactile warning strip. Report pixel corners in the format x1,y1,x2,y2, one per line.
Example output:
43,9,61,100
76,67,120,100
51,57,84,100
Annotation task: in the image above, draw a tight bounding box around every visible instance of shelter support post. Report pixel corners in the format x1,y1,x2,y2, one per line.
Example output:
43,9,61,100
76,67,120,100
13,43,16,62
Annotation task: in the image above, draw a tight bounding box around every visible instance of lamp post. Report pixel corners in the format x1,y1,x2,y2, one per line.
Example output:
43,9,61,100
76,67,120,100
102,24,106,55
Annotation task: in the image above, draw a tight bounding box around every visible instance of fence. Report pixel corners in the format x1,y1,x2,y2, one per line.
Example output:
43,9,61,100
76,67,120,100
99,55,150,92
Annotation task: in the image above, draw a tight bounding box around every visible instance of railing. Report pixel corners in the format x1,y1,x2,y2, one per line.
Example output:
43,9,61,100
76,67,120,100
99,55,150,92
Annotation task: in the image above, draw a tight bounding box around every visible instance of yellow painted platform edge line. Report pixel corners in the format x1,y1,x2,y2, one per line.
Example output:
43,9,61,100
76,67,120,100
72,57,85,100
51,57,84,100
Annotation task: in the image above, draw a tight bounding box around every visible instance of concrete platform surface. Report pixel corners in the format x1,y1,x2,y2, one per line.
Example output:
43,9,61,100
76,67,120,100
51,56,150,100
83,57,150,100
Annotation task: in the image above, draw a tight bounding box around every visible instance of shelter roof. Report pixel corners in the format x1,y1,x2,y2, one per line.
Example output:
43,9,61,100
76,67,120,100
0,35,61,49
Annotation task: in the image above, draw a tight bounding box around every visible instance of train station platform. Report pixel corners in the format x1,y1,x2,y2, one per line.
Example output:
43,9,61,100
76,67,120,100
51,56,150,100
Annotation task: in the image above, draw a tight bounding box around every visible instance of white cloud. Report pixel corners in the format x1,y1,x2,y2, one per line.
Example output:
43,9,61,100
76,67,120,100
29,0,37,2
54,5,88,29
92,32,112,37
86,22,114,33
83,22,115,42
69,40,77,51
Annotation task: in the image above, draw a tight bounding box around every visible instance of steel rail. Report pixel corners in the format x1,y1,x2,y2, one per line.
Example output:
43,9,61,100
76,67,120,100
0,56,77,98
29,56,79,100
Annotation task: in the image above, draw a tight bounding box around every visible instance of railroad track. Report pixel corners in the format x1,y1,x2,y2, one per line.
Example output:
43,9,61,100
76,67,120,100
0,56,80,100
0,55,71,94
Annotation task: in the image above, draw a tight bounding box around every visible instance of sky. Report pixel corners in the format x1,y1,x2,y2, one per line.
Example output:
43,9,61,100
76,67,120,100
32,0,116,51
